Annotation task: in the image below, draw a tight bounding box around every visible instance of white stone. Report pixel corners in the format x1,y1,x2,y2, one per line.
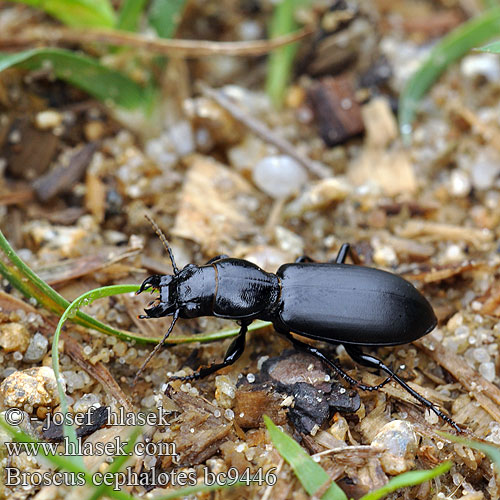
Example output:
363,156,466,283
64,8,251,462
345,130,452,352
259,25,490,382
252,155,307,198
461,53,500,81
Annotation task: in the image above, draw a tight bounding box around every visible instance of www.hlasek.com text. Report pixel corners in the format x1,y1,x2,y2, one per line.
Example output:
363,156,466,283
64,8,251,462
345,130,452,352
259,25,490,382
6,437,177,459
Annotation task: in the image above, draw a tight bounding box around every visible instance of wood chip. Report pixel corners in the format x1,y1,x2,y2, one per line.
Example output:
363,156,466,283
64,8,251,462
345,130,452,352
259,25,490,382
172,155,256,254
349,147,417,196
164,389,232,466
361,97,398,148
307,76,365,146
2,116,59,180
85,171,106,222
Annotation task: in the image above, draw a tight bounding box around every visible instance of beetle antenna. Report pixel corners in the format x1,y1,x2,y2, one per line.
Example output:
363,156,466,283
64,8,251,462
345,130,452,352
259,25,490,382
144,213,179,275
133,309,180,385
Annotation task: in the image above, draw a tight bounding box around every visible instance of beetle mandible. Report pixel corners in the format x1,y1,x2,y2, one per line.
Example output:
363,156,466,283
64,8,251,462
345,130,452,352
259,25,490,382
135,216,460,432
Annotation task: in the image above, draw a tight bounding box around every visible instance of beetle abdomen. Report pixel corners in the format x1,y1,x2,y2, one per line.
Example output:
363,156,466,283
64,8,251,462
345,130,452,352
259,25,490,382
275,263,436,346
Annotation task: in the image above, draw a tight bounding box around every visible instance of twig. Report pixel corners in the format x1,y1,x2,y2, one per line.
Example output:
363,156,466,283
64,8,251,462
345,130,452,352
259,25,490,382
0,25,313,57
200,84,330,179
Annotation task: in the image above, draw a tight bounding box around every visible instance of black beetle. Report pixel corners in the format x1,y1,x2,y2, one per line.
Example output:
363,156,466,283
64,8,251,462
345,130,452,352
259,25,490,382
136,217,460,431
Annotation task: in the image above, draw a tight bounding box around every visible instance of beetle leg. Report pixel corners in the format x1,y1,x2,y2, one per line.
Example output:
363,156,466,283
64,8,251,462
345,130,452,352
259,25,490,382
133,309,180,385
205,254,230,265
167,322,250,383
295,255,315,263
344,345,462,432
334,243,361,265
282,333,393,391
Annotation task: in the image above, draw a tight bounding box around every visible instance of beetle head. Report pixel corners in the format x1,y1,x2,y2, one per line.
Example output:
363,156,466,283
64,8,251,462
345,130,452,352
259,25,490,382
137,274,178,318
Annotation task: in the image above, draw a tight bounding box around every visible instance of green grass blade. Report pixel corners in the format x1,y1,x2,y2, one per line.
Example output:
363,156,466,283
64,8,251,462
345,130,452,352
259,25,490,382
148,0,187,38
359,462,452,500
116,0,148,31
483,0,499,9
8,0,115,28
266,0,308,108
476,39,500,52
264,415,347,500
0,48,148,109
399,6,500,143
52,285,143,469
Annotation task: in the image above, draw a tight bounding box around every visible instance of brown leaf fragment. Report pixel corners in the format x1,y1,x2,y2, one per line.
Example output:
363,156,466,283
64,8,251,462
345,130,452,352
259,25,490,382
1,116,59,180
307,76,364,147
172,155,256,254
33,142,97,202
164,388,231,466
34,245,140,286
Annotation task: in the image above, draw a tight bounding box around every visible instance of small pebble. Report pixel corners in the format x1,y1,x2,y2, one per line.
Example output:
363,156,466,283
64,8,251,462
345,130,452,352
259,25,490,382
479,362,496,382
471,152,500,190
473,347,490,364
0,322,30,353
73,393,101,413
35,110,63,130
215,375,236,408
450,170,471,197
461,53,500,81
275,226,304,256
62,370,86,393
23,332,49,363
252,155,307,198
371,420,417,475
0,367,62,411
